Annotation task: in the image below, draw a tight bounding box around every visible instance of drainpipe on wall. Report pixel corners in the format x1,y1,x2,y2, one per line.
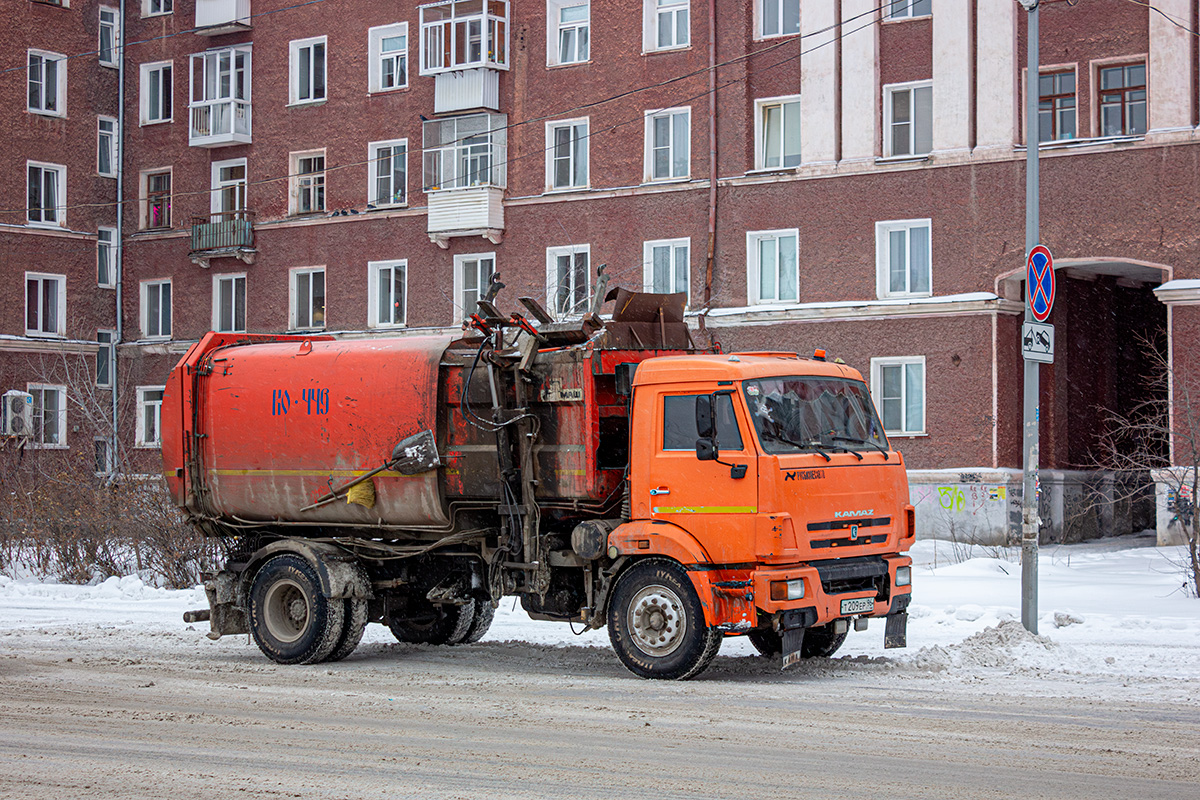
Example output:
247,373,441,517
111,0,126,481
700,0,717,347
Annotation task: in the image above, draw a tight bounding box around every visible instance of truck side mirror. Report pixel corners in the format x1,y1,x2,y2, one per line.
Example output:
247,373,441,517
695,394,713,439
696,437,718,461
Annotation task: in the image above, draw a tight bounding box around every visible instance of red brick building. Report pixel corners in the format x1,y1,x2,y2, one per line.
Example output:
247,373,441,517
4,0,1199,543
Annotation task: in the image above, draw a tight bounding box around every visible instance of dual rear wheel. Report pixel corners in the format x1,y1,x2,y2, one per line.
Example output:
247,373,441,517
249,554,366,665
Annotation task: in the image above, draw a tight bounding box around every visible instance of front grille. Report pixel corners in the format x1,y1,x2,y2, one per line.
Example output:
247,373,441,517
807,516,891,532
811,534,888,549
815,556,889,597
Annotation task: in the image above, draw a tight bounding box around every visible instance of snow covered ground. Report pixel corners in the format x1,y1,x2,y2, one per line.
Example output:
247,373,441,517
2,535,1198,701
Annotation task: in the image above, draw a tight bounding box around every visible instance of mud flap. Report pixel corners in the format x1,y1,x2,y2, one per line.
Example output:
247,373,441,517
781,627,806,670
884,611,908,649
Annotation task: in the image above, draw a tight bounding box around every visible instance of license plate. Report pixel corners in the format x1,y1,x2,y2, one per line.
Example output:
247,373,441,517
840,597,874,615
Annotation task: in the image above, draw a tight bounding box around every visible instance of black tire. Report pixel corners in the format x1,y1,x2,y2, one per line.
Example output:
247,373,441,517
325,597,368,662
607,559,721,680
748,628,782,657
387,598,476,645
800,622,848,658
249,554,346,665
460,600,496,644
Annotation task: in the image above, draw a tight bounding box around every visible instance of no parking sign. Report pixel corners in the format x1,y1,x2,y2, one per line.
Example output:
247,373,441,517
1027,245,1055,322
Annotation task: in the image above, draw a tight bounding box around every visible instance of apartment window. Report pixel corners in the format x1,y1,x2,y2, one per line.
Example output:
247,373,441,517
144,0,173,15
546,119,588,190
189,46,252,142
759,0,799,38
25,273,66,337
368,260,407,328
29,385,66,448
885,81,932,157
27,162,65,226
98,117,117,177
1038,70,1076,141
369,140,408,207
876,219,931,298
213,273,246,333
455,253,495,320
28,50,66,116
871,357,925,435
645,108,690,181
887,0,931,20
643,239,689,299
290,267,326,330
646,0,689,51
212,159,247,216
94,439,113,476
747,229,798,304
290,37,327,105
97,227,116,287
547,245,590,318
99,7,120,67
756,96,801,169
549,1,589,65
423,113,507,190
136,387,165,448
140,61,173,124
1099,63,1147,137
419,0,509,74
290,152,326,214
369,23,408,92
143,170,171,228
96,330,114,387
141,279,172,339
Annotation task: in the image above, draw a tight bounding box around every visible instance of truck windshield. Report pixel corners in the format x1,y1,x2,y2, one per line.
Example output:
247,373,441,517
742,376,888,455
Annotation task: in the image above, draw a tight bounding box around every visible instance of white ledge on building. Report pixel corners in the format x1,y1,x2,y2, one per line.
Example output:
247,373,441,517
426,187,504,247
700,292,1022,326
1154,279,1200,305
195,0,251,35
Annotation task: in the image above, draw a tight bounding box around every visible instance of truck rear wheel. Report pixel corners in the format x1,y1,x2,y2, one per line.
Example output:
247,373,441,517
460,600,496,644
387,598,475,645
325,598,368,662
249,554,346,665
607,559,721,680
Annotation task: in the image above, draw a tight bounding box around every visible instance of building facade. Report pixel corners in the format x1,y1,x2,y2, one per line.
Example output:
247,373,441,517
3,0,1200,543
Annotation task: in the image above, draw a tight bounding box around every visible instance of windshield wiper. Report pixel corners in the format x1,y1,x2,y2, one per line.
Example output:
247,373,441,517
830,436,890,460
824,440,864,461
761,431,831,462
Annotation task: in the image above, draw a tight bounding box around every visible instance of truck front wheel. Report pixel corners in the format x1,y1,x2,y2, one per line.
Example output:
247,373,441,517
249,554,346,665
607,559,721,680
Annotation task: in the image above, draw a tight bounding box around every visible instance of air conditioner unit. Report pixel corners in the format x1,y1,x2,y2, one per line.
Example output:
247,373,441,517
2,391,33,437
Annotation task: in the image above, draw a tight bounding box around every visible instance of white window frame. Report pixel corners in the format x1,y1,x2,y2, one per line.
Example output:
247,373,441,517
212,273,247,333
290,150,326,215
886,0,931,21
99,7,120,68
368,139,408,208
26,161,66,227
419,0,510,75
140,61,173,124
140,278,172,339
211,158,248,216
97,227,116,287
28,49,66,117
883,80,933,158
644,107,691,182
422,113,508,190
545,118,589,191
453,253,496,321
289,267,326,331
642,238,690,301
27,384,67,449
754,95,801,170
289,36,327,106
367,260,408,328
746,229,799,305
546,244,591,319
25,272,66,338
142,0,173,17
96,329,115,388
188,45,252,144
136,386,165,449
756,0,799,40
98,116,118,178
140,168,172,229
643,0,690,52
870,356,926,437
548,0,590,66
875,219,932,299
369,23,408,93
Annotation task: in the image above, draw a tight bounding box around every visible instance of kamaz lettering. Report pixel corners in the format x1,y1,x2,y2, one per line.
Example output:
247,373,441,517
834,509,875,519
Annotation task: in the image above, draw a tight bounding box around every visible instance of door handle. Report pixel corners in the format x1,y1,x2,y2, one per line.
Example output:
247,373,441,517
650,487,670,496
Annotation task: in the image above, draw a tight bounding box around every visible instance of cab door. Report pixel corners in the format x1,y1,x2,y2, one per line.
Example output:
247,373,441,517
643,389,759,563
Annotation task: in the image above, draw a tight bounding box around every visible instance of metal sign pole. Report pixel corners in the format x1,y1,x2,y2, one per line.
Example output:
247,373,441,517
1020,0,1040,634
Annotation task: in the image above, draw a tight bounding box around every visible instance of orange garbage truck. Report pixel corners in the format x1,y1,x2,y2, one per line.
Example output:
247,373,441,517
166,283,914,679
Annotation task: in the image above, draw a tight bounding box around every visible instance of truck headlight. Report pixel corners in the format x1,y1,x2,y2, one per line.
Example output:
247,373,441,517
770,579,805,601
895,566,911,587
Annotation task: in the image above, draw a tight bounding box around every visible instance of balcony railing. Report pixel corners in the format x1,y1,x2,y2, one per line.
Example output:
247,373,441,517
190,98,251,147
190,211,256,268
195,0,252,35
